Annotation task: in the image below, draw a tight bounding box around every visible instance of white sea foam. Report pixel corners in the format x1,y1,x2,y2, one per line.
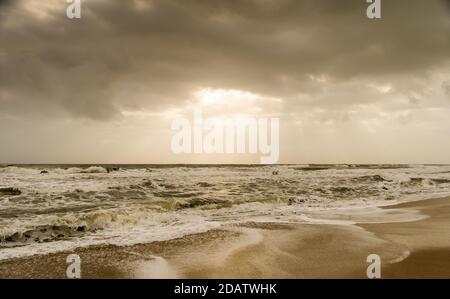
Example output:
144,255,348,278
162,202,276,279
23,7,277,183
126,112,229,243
1,164,450,260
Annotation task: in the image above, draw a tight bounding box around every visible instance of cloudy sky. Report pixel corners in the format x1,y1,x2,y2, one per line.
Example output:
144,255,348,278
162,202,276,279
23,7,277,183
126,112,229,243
0,0,449,164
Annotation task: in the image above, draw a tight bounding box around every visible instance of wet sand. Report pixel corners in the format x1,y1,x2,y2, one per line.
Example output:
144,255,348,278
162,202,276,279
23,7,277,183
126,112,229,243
359,197,450,278
0,196,449,278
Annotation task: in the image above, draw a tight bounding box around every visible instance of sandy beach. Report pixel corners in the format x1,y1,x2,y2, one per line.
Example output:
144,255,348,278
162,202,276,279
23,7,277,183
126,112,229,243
1,196,449,279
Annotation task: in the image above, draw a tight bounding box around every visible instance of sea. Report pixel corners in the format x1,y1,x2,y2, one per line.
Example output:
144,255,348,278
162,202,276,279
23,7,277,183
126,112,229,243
1,164,450,260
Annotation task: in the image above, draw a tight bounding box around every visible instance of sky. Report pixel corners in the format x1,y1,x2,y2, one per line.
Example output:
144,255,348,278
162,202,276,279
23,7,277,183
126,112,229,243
0,0,449,164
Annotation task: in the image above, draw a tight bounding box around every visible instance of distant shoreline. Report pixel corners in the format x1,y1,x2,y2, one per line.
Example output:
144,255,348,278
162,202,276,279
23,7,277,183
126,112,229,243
2,163,449,168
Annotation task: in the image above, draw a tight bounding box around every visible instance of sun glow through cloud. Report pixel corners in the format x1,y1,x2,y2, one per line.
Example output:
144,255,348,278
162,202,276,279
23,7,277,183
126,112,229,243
196,88,259,106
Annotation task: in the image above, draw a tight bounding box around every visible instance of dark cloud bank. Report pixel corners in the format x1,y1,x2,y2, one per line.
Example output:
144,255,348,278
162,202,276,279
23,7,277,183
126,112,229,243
0,0,449,120
0,0,449,163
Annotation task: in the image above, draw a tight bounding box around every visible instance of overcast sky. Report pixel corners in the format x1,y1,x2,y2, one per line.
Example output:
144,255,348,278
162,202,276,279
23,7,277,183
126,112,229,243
0,0,449,164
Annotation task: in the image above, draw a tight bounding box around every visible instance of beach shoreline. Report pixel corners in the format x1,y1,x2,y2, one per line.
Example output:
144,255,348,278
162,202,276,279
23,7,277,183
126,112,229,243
1,196,449,279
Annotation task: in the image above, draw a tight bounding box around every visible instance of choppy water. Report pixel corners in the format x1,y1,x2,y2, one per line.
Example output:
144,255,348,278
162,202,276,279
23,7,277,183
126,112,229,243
1,164,450,260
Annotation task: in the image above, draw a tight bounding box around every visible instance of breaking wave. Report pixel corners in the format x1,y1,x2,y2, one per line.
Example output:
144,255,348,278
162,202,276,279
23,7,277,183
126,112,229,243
1,164,450,259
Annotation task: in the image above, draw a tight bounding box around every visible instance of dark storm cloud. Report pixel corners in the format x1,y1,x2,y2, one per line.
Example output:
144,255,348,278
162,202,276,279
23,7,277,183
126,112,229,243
0,0,12,7
444,0,450,10
0,0,449,120
444,81,450,96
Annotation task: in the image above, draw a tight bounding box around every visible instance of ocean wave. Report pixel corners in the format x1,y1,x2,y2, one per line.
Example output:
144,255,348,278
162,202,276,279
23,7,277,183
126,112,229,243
1,164,450,259
0,166,40,175
430,178,450,184
0,166,112,175
0,208,160,247
0,225,87,246
293,166,330,171
351,175,391,183
399,177,450,187
0,187,22,196
63,166,109,174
